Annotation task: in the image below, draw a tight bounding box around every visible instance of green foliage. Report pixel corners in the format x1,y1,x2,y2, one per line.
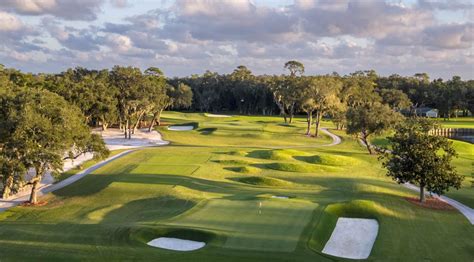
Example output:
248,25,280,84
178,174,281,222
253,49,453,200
381,118,464,202
346,102,402,154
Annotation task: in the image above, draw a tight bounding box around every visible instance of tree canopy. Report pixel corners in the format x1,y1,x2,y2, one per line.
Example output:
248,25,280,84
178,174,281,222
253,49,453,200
381,118,464,202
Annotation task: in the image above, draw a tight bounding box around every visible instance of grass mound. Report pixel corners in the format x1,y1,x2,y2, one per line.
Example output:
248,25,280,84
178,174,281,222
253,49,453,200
227,150,247,156
248,149,306,160
296,154,360,166
226,166,260,174
234,176,293,187
266,162,341,173
214,159,253,165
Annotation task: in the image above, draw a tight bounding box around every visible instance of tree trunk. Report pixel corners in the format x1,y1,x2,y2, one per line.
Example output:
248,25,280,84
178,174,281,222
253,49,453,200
305,111,312,136
156,109,164,126
29,179,39,204
314,111,321,138
361,131,373,154
124,119,128,139
101,121,108,131
419,184,426,203
2,175,14,199
289,103,294,124
148,112,157,132
128,123,132,139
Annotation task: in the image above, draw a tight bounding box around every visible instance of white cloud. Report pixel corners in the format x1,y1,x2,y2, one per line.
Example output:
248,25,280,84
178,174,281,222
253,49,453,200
6,0,57,14
106,33,132,52
0,11,23,31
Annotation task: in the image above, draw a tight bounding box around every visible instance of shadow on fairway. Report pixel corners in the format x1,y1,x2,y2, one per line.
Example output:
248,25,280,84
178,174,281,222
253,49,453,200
198,128,217,135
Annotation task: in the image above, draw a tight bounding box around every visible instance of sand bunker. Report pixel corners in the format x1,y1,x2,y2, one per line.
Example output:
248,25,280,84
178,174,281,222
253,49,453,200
168,126,194,131
147,237,205,251
322,218,379,259
271,195,289,199
205,113,231,118
95,128,169,150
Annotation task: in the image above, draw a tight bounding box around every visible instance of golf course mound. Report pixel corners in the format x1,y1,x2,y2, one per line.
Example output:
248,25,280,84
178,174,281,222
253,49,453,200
226,166,260,174
248,149,306,161
214,159,254,165
234,176,293,187
265,162,341,173
295,154,361,166
227,150,247,156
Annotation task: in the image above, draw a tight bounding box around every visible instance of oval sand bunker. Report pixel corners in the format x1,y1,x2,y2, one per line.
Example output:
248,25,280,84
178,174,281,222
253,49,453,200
271,195,289,199
168,126,194,131
322,218,378,259
205,113,231,118
147,237,205,251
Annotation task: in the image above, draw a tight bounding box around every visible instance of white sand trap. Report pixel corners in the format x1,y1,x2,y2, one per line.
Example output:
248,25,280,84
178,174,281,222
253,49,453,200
147,237,205,251
94,128,169,150
271,195,289,199
322,218,379,260
205,113,231,118
168,125,194,131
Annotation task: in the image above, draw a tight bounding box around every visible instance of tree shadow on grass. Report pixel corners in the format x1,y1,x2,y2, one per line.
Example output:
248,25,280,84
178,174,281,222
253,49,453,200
198,128,217,135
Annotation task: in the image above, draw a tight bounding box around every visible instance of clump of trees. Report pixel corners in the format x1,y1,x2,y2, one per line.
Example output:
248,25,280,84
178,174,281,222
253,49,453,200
380,118,464,202
0,64,193,203
0,79,109,203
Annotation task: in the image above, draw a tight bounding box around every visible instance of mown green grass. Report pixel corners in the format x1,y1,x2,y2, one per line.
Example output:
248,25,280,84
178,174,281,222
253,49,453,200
0,113,472,261
437,117,474,128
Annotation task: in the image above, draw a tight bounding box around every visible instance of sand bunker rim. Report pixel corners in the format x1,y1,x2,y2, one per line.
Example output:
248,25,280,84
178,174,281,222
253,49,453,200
147,237,206,251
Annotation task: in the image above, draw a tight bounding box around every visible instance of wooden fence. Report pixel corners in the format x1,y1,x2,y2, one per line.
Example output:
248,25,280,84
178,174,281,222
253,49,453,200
429,128,474,143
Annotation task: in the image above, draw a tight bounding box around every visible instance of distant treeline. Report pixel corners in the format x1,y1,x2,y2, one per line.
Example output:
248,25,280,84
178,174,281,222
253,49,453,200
1,63,473,125
172,67,473,119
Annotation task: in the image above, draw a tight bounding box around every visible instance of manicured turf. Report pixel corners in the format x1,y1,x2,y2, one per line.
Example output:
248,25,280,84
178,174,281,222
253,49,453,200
0,113,472,261
438,117,474,129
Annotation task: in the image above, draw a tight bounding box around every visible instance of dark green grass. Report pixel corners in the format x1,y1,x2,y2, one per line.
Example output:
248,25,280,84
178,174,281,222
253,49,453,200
233,176,293,187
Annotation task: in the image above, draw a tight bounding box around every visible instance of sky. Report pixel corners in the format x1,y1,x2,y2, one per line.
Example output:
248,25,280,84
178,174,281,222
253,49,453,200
0,0,473,79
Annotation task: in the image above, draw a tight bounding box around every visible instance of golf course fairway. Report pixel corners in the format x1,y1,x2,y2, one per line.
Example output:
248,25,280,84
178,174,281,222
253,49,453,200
0,112,472,261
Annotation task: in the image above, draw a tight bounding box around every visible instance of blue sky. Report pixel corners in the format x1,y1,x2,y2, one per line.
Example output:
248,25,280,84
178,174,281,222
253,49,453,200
0,0,473,79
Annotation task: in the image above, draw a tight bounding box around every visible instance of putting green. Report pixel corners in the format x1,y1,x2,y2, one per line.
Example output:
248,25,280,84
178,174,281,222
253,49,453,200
166,198,317,252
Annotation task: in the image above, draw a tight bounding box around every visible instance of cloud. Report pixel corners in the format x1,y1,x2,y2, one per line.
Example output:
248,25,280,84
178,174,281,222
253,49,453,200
110,0,130,8
1,0,104,20
0,11,24,31
422,23,473,49
0,0,472,80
